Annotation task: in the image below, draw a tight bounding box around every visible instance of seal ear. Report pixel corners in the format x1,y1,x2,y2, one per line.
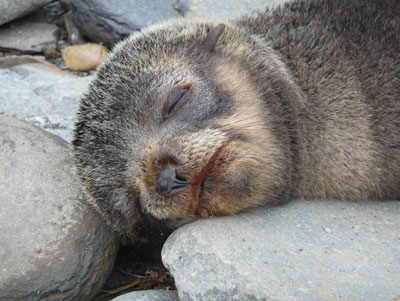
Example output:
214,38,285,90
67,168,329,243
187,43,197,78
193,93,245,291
201,24,225,52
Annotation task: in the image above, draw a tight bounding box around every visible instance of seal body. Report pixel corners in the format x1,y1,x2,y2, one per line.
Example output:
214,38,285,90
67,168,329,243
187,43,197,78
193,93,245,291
73,0,400,243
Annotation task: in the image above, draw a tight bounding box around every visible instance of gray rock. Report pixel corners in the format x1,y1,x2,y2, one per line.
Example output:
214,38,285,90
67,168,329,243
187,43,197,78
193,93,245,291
0,0,53,26
0,56,93,142
0,20,57,53
162,199,400,300
70,0,180,46
63,11,85,45
0,114,119,300
178,0,287,20
111,290,179,301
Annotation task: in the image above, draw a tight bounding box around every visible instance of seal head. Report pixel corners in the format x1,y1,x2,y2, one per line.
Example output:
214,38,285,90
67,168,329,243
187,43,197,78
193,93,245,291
73,19,293,243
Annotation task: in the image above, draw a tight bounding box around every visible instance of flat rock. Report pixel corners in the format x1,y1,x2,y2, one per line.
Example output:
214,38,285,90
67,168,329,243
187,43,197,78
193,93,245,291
178,0,287,19
111,290,179,301
62,43,109,71
162,199,400,300
0,0,53,26
0,114,119,300
0,55,71,76
0,56,93,142
0,20,57,53
70,0,180,46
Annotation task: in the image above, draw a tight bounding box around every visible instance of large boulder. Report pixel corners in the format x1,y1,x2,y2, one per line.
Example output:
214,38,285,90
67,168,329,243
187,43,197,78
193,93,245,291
0,0,53,26
178,0,286,19
0,114,119,300
0,56,93,142
162,199,400,300
70,0,180,46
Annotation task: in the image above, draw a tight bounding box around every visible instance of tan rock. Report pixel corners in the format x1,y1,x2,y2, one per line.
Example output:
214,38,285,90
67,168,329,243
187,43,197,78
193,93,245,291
62,43,109,71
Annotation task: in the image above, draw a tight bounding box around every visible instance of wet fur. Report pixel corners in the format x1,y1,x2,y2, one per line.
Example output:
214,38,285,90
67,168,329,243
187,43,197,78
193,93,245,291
73,0,400,244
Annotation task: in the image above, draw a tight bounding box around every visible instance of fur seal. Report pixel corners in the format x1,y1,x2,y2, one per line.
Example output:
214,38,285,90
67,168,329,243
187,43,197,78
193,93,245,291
73,0,400,244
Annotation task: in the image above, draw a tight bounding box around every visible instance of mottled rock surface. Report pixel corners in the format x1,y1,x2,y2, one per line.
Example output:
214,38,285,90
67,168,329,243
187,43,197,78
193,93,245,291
62,43,109,71
0,114,119,300
0,0,53,26
70,0,180,45
0,56,93,142
111,290,179,301
162,199,400,300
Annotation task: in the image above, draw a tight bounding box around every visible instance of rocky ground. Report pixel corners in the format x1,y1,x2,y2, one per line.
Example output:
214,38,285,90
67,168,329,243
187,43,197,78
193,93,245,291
1,1,399,300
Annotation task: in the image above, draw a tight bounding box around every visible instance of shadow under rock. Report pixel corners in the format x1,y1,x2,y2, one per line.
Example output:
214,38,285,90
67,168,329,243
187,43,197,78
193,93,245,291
95,241,175,301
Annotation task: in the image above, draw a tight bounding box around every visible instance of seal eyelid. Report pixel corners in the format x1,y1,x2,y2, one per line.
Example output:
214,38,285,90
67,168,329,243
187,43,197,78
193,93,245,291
163,83,192,119
168,87,188,114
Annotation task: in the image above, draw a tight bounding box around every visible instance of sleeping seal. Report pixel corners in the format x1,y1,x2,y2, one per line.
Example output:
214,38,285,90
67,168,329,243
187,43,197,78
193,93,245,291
73,0,400,243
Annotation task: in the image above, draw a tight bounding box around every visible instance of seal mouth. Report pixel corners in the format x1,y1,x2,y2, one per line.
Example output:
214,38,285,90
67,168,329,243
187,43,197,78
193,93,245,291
192,144,228,216
199,178,207,198
198,176,212,204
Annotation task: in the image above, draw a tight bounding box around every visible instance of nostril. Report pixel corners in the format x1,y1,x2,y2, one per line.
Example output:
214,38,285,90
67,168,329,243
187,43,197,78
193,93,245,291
157,167,188,194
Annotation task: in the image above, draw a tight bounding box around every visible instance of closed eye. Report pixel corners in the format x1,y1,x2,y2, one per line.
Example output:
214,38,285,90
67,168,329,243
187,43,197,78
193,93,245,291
163,83,192,119
168,87,188,114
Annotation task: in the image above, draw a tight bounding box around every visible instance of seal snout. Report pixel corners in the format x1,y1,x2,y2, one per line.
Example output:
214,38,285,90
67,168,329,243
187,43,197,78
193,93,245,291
157,166,189,194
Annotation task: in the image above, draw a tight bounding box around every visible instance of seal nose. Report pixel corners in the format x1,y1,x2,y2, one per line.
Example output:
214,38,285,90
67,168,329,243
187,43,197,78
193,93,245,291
157,167,188,194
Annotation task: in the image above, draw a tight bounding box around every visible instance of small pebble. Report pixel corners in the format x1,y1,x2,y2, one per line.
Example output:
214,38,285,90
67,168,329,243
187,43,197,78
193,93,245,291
62,43,109,71
42,46,58,59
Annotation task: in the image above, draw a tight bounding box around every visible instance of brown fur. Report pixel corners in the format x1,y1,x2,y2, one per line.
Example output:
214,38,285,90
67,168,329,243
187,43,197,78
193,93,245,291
73,0,400,243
